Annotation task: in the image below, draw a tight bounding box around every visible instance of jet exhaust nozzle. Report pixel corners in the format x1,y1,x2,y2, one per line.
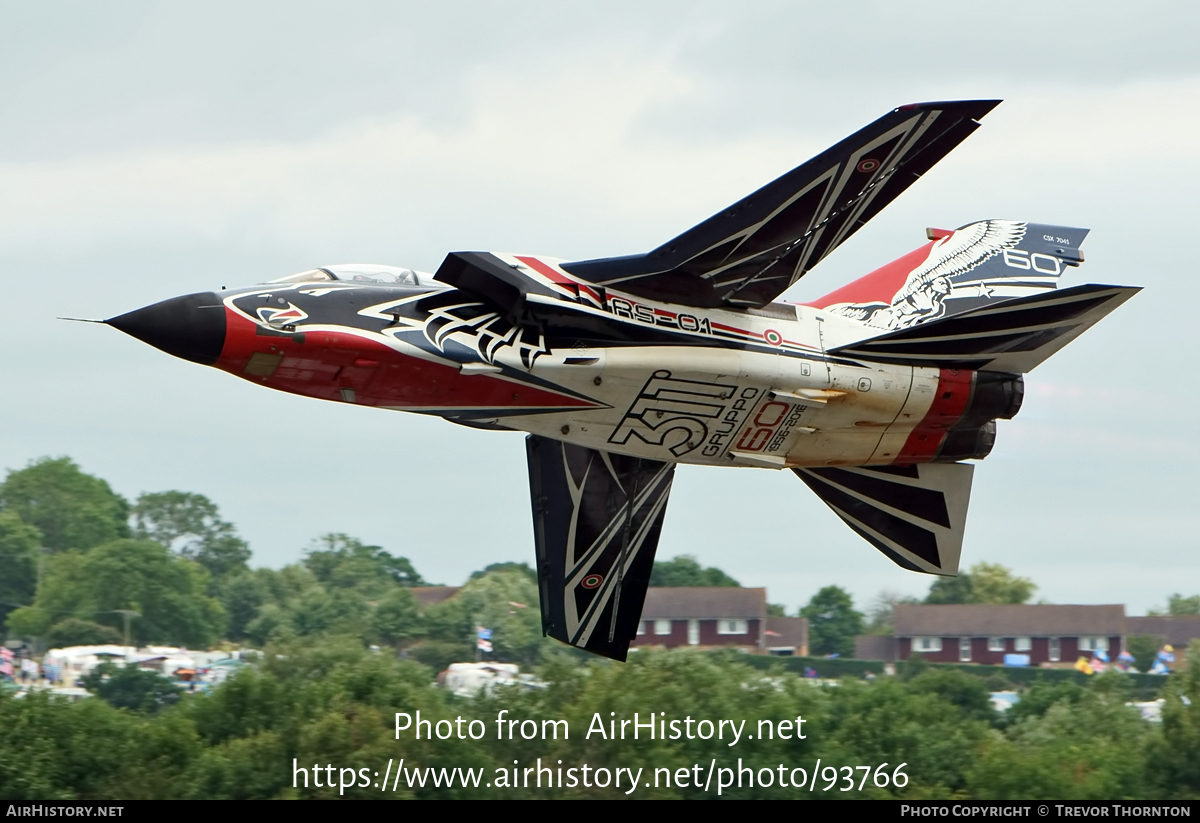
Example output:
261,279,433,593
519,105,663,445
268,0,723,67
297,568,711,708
106,292,226,365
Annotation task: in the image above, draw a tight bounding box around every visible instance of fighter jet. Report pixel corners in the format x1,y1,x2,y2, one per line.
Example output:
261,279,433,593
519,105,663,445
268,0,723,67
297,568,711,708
105,100,1138,660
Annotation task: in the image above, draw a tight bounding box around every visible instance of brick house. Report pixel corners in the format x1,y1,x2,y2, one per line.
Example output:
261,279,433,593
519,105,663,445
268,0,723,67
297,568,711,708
764,617,810,656
1127,615,1200,649
631,587,769,651
888,604,1126,665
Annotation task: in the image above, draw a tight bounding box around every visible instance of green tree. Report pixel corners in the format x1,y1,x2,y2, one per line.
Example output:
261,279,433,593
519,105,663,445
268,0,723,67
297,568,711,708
290,587,369,638
969,679,1153,799
132,491,250,579
649,555,740,587
800,585,864,656
468,561,535,583
1127,634,1162,673
824,675,991,795
234,565,325,645
0,512,42,625
907,668,996,723
1149,594,1200,616
1003,678,1085,725
926,572,975,604
424,569,544,666
217,573,268,642
970,563,1036,604
245,603,294,647
1149,639,1200,795
303,533,425,598
371,587,425,651
0,457,129,552
6,539,225,647
45,618,123,648
926,563,1036,605
82,661,183,713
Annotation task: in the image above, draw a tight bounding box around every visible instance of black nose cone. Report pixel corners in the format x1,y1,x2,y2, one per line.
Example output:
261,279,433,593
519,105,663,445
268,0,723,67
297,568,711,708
107,292,226,365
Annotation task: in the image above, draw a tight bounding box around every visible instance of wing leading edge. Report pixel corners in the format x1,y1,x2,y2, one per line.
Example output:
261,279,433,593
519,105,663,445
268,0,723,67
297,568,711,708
562,100,1000,310
526,435,675,661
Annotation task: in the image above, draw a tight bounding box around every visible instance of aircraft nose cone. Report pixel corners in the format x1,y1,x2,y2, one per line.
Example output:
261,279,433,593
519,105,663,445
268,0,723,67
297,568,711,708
106,292,226,365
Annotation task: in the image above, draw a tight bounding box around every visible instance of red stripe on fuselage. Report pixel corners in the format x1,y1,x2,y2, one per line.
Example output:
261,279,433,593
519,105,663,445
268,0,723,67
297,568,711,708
514,255,576,287
803,240,935,309
893,369,974,464
216,309,599,411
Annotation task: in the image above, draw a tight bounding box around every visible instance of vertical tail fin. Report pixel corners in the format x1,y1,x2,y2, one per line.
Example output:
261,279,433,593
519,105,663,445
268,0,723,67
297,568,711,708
805,220,1088,331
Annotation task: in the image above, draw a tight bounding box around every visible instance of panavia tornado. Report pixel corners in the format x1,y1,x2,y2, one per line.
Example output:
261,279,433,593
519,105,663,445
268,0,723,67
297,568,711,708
105,100,1137,660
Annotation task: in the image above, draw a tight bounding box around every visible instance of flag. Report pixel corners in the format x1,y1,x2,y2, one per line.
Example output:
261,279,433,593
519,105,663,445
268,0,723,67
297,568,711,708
477,639,493,653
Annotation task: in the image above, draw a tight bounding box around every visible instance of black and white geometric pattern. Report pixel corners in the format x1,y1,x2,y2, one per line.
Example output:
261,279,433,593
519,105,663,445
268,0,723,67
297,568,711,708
562,101,1000,309
793,463,974,575
526,435,675,661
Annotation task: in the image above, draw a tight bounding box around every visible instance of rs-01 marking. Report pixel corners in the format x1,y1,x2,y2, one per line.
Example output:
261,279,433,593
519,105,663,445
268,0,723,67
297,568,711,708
608,297,713,335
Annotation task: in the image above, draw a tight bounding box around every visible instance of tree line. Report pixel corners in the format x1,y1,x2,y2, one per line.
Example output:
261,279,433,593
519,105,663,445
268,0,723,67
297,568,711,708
2,456,1200,800
3,456,1197,668
2,636,1198,799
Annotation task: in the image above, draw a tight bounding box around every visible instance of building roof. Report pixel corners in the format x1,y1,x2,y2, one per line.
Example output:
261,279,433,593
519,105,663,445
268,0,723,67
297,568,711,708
640,587,767,620
893,604,1126,637
410,586,461,609
765,617,808,649
1128,615,1200,647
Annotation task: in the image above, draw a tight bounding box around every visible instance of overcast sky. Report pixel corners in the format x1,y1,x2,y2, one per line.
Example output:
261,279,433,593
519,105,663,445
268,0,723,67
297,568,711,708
2,2,1197,616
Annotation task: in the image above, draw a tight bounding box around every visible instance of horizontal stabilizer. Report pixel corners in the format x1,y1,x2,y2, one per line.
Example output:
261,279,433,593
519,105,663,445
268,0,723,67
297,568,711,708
794,462,973,576
562,101,1000,309
831,283,1139,373
526,435,675,661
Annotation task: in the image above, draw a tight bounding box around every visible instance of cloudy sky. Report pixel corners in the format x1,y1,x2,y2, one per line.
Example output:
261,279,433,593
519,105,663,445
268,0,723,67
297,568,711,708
2,2,1197,615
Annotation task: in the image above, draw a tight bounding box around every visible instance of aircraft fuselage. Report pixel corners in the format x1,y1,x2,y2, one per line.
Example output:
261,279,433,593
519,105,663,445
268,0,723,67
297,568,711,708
124,253,1012,472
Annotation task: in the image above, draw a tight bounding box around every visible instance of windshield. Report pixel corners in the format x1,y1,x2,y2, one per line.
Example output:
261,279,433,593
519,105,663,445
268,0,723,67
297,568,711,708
268,269,335,284
324,264,420,285
268,264,423,286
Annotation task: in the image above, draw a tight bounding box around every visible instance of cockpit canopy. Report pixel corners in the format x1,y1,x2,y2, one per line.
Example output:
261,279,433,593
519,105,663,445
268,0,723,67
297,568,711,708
268,264,436,287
